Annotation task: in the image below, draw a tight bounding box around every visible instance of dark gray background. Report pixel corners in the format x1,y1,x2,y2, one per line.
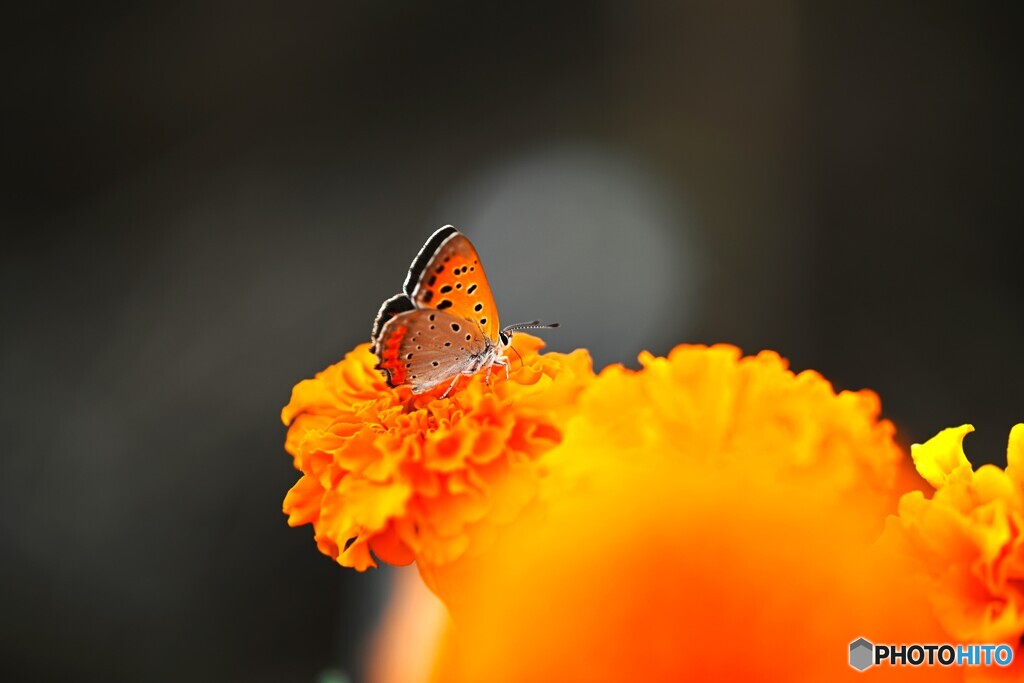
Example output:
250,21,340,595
3,2,1021,681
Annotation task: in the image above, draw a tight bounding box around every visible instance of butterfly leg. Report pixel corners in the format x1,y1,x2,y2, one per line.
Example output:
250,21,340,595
484,362,493,386
440,373,461,399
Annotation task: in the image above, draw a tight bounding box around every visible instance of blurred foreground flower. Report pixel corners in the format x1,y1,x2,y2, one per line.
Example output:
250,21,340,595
430,345,948,681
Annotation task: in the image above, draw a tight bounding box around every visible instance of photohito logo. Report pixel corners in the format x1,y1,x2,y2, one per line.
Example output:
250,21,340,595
849,638,874,672
848,638,1014,671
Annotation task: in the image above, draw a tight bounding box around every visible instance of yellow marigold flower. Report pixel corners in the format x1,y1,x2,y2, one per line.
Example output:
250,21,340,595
281,333,593,572
886,424,1024,679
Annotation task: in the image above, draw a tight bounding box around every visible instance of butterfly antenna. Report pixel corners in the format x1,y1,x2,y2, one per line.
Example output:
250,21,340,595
503,320,561,332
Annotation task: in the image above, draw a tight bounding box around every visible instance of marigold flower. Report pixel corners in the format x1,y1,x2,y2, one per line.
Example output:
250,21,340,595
281,333,593,572
885,424,1024,680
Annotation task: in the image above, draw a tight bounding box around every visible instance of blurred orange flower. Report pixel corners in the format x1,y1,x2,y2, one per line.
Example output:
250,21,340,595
280,333,593,572
435,466,948,683
431,344,944,681
884,424,1024,680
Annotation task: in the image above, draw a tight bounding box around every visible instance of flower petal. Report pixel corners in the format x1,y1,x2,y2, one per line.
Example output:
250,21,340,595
912,424,976,489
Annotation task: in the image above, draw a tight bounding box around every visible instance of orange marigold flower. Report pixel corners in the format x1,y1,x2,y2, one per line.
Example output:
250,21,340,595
281,333,594,572
885,424,1024,680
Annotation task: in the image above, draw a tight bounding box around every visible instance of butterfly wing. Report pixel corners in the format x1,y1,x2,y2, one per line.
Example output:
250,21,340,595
403,226,457,296
374,308,490,393
371,293,415,344
403,227,502,342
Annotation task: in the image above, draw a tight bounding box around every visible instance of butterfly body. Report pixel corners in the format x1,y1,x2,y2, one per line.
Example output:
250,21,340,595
371,226,553,396
375,303,508,394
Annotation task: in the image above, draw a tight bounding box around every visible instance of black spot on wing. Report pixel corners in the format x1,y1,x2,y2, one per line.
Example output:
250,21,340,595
437,300,453,310
371,294,414,342
403,226,458,296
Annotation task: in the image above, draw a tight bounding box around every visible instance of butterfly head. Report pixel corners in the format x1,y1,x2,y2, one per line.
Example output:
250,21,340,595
498,320,560,350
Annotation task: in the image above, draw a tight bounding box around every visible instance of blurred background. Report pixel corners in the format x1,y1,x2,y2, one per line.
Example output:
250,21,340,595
2,1,1021,681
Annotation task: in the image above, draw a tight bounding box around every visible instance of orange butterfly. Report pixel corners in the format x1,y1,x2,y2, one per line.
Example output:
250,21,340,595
371,226,558,397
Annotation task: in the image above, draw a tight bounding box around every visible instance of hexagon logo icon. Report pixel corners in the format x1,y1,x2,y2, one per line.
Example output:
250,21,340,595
849,638,874,671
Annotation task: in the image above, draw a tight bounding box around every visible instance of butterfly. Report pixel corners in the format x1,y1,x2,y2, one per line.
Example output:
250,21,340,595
371,226,558,397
